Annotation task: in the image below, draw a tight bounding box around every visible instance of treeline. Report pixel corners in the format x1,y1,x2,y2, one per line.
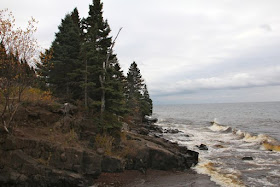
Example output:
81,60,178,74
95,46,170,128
0,1,153,132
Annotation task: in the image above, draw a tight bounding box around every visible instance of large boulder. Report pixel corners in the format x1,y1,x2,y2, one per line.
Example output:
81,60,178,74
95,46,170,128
137,127,149,135
101,156,124,172
124,133,198,171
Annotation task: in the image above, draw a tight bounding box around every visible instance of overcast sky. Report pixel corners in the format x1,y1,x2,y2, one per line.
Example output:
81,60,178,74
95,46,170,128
2,0,280,104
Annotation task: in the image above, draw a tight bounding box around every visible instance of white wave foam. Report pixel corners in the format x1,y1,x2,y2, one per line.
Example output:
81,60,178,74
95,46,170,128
208,120,232,133
209,123,228,131
251,157,280,166
243,133,268,142
268,170,280,177
154,120,280,187
247,177,274,186
213,118,221,124
194,159,245,187
231,128,280,151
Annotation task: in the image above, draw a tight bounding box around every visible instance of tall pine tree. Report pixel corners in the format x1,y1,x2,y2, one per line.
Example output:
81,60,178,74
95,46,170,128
45,9,82,99
105,58,127,116
36,48,53,90
83,0,112,110
141,84,153,116
126,61,153,122
83,0,125,115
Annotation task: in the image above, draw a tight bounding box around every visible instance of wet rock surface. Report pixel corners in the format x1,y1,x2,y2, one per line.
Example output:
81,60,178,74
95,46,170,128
196,144,208,150
163,128,182,134
242,156,253,160
125,123,199,171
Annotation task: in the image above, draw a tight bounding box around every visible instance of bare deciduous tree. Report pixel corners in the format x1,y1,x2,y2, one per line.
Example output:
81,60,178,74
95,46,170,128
0,9,38,133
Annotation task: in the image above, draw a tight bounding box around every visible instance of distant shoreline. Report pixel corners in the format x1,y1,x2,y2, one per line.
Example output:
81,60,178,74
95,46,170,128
154,100,280,106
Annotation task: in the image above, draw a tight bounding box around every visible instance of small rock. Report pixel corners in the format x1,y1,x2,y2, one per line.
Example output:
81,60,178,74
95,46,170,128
242,156,253,160
62,103,78,115
18,174,28,183
9,172,18,181
164,128,181,134
28,112,39,119
214,144,225,148
60,153,67,162
154,134,162,138
146,125,163,133
72,165,81,172
138,127,149,135
97,148,105,155
196,144,208,150
121,122,129,132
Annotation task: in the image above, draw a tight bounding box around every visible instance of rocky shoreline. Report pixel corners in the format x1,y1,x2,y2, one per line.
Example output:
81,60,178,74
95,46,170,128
0,103,200,186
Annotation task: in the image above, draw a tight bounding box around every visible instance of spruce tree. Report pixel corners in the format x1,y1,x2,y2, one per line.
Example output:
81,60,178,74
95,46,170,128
126,61,153,121
71,8,83,36
126,62,144,98
36,48,53,90
141,84,153,116
46,9,82,99
126,62,143,121
83,0,112,110
105,58,127,116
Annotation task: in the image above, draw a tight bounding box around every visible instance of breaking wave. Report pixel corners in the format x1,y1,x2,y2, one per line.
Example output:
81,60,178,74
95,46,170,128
156,118,280,186
209,121,232,133
208,120,280,152
154,103,280,187
194,160,245,187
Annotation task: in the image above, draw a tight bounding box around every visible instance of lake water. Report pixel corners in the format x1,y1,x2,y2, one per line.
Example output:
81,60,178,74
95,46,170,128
153,102,280,187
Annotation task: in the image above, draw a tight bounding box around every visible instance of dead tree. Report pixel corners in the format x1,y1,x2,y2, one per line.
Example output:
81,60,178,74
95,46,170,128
100,28,122,115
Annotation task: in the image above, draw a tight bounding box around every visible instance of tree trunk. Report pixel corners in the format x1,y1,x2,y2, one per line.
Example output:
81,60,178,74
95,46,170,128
85,60,88,109
100,74,105,114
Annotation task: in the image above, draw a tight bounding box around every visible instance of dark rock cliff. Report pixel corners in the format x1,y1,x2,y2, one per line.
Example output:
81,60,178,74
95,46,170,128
0,104,198,186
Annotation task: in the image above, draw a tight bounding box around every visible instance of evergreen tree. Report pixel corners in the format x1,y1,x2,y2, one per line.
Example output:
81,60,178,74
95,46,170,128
126,62,153,120
83,0,112,110
46,9,82,99
36,48,53,90
126,61,144,99
126,61,153,121
141,84,153,116
105,58,127,116
71,8,83,36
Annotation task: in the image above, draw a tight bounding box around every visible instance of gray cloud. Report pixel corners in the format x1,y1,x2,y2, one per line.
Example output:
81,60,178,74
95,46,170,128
3,0,280,104
151,65,280,95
